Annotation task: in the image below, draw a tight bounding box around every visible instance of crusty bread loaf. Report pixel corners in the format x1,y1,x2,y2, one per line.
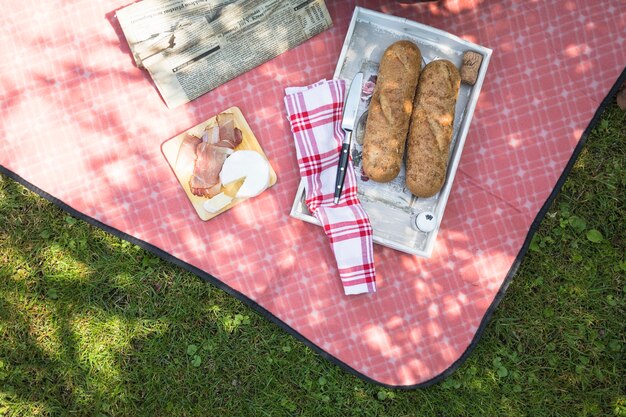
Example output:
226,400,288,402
362,40,422,182
406,59,461,197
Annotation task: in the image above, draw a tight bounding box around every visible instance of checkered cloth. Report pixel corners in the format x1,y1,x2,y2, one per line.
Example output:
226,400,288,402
284,79,376,295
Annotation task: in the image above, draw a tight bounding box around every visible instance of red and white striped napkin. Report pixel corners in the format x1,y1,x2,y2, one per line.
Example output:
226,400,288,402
284,79,376,295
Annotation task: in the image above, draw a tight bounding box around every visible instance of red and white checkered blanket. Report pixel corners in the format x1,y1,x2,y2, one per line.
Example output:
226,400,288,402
284,80,376,295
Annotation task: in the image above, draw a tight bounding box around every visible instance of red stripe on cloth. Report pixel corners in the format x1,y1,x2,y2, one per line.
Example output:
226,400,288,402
339,262,376,276
305,188,361,213
323,218,372,232
289,102,343,132
340,277,376,287
325,224,369,237
339,264,376,287
326,228,373,244
297,147,341,176
305,195,325,214
288,102,343,124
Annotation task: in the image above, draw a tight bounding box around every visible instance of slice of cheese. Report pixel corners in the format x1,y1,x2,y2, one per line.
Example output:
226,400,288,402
219,150,270,198
203,192,233,213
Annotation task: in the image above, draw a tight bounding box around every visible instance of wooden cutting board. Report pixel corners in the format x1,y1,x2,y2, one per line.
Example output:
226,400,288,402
161,106,277,221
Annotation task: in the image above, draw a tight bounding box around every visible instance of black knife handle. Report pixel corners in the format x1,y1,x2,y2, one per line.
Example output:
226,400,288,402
334,133,352,204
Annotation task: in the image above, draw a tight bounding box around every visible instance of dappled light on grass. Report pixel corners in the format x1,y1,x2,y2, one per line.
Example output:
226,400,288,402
40,245,92,282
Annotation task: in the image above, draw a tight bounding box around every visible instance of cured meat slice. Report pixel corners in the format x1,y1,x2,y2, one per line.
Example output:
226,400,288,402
188,119,240,198
174,134,201,178
190,125,222,197
216,113,243,148
201,123,220,144
189,141,230,197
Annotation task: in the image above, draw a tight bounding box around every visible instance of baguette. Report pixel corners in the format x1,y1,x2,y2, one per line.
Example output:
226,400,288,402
362,40,422,182
406,59,460,197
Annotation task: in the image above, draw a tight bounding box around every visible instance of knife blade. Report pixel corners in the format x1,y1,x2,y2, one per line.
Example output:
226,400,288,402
334,72,363,204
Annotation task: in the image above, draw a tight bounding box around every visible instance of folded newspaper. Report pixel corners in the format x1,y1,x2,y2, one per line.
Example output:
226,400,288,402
117,0,333,108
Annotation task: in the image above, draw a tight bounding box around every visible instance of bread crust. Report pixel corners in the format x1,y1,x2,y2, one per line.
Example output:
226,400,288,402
406,59,461,197
362,40,422,182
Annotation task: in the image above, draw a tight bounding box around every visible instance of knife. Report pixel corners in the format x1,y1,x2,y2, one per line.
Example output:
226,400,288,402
334,72,363,204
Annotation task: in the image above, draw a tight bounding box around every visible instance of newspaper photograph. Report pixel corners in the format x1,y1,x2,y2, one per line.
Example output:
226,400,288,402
117,0,332,108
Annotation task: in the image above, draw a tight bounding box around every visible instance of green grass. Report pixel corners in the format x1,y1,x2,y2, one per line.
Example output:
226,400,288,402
1,103,625,417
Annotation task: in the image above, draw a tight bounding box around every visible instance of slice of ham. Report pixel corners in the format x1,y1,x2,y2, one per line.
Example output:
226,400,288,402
188,115,242,198
189,141,229,198
216,113,243,148
201,123,220,144
175,134,201,178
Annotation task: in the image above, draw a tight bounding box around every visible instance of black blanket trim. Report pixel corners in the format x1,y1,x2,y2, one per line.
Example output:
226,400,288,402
1,66,624,389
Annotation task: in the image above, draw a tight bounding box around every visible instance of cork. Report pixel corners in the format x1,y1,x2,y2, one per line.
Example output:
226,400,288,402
460,51,483,86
